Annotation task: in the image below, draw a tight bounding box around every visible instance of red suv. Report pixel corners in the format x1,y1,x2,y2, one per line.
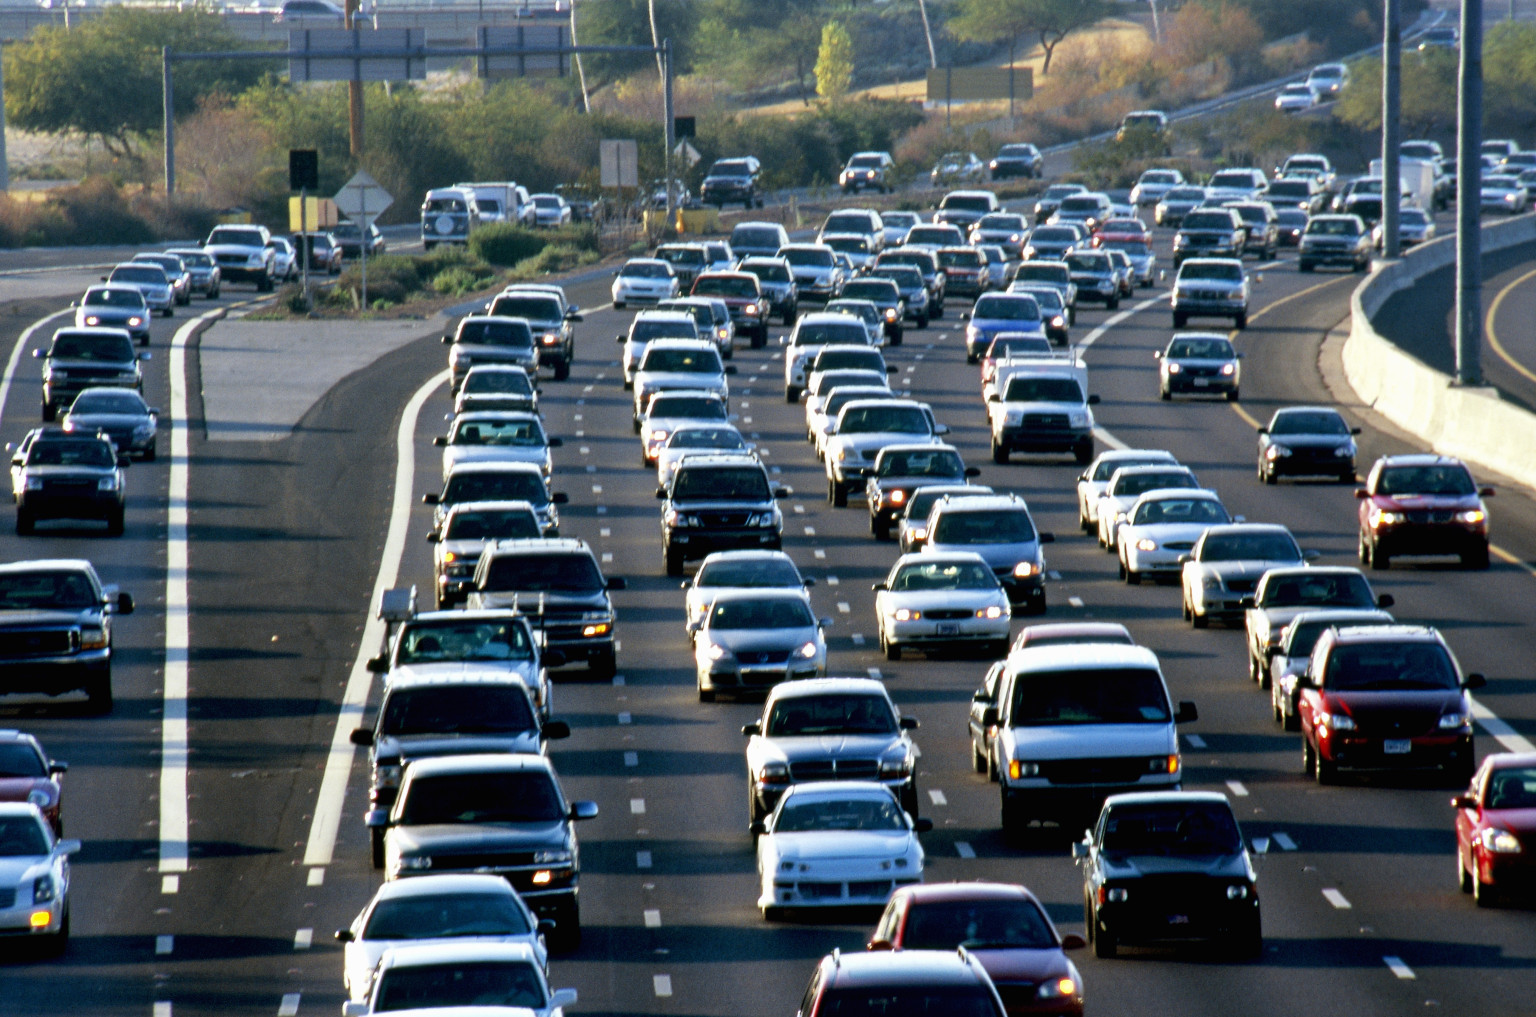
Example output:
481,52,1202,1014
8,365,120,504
1299,625,1483,785
0,730,66,835
1356,454,1492,569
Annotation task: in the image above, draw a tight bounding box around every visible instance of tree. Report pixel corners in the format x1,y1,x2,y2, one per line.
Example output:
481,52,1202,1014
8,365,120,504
815,21,855,102
948,0,1114,76
3,8,271,175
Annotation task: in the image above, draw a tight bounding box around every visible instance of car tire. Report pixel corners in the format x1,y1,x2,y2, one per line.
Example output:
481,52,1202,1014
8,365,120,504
1313,744,1337,785
42,908,69,957
698,679,715,703
15,509,33,536
872,517,891,542
1107,296,1119,311
1463,544,1491,570
589,647,618,681
1370,544,1390,570
890,329,903,346
752,328,767,349
1232,918,1263,961
107,509,125,536
1125,565,1141,586
144,441,157,462
1299,260,1314,272
1235,312,1248,329
550,902,582,952
1227,388,1240,402
785,387,799,404
553,358,570,381
991,438,1008,465
41,401,56,422
1074,439,1094,465
370,828,386,869
664,546,685,577
1160,386,1171,401
916,313,929,329
831,480,848,508
1459,850,1474,894
971,739,987,774
86,671,113,714
1092,910,1116,959
1172,311,1187,328
1191,605,1208,629
1473,866,1499,908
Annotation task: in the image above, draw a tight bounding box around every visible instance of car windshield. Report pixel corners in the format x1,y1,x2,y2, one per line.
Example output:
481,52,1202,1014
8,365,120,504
696,558,800,590
709,597,814,630
973,295,1039,321
462,370,533,395
1259,572,1374,608
1059,198,1103,214
784,248,835,268
1101,238,1151,255
1210,172,1255,189
932,508,1036,545
733,228,783,249
1268,181,1311,198
363,891,531,941
666,427,745,451
1308,219,1362,237
824,305,878,327
380,684,534,736
765,693,897,736
877,449,962,478
1182,211,1234,230
1180,262,1244,282
1029,227,1077,244
1485,767,1536,808
938,249,983,269
1325,641,1459,691
1014,267,1068,287
207,228,265,246
842,280,899,303
451,418,546,446
905,488,976,520
1101,802,1242,855
28,439,115,467
774,794,905,833
1065,253,1110,273
848,156,884,170
0,570,98,609
400,770,564,825
941,195,993,213
891,560,996,591
458,319,535,348
1269,410,1348,435
1376,464,1476,496
987,336,1051,358
1131,497,1228,526
824,236,871,255
171,251,213,268
693,276,757,298
837,405,930,434
396,619,534,665
443,509,539,541
1112,470,1196,496
1001,376,1084,403
52,334,135,360
70,391,148,415
532,196,560,209
631,319,697,342
0,816,49,857
978,214,1027,230
0,744,45,778
673,466,770,501
813,351,881,373
1090,456,1168,481
1167,338,1235,359
907,227,960,245
648,396,727,420
486,297,561,322
1142,171,1180,184
901,898,1056,950
441,472,546,506
640,348,722,373
1009,667,1172,726
657,247,705,266
1164,187,1207,203
483,553,602,593
1200,532,1300,562
374,960,547,1011
746,262,791,283
712,160,754,176
621,262,670,279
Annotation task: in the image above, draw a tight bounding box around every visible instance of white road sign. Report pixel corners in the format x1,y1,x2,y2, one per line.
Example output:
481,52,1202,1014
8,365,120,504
333,171,393,228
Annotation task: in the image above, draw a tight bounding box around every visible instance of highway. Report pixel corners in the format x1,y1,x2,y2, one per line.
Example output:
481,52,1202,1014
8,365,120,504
0,202,1534,1017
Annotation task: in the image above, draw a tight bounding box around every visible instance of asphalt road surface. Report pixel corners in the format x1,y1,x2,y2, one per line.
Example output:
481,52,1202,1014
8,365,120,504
0,204,1534,1017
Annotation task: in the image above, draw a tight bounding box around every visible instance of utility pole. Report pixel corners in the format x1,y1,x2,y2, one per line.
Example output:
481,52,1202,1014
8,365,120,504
1454,0,1483,385
345,0,364,157
916,0,937,69
663,38,675,226
0,44,10,193
1381,0,1401,258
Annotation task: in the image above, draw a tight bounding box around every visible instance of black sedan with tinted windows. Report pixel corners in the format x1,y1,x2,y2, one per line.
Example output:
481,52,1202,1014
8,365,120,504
1256,406,1361,483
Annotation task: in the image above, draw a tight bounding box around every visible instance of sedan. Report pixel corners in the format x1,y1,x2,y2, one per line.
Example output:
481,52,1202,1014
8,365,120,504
62,388,160,460
0,732,66,835
0,803,80,956
1155,333,1240,401
1275,82,1319,111
681,549,813,631
611,258,680,308
1356,453,1492,569
105,263,174,316
655,423,753,486
530,193,573,228
1455,752,1536,907
690,589,828,701
874,552,1011,660
330,220,386,259
434,411,560,481
336,873,550,1004
930,152,986,187
266,237,300,282
869,882,1085,1017
1372,207,1437,248
1257,405,1361,483
754,781,929,919
1480,174,1529,215
73,287,150,345
1179,522,1310,630
130,253,192,305
1117,489,1232,585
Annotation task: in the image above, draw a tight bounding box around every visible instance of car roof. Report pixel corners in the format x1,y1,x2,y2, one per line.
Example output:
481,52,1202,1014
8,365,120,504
403,752,553,779
1326,623,1442,645
484,537,591,556
765,676,892,702
385,673,537,693
706,587,813,606
1104,789,1230,809
0,802,48,821
1128,487,1217,505
780,781,902,802
408,608,531,624
0,558,98,577
53,326,134,339
376,941,542,969
1262,565,1363,580
445,461,544,477
371,873,523,901
892,550,989,568
1093,448,1177,464
895,881,1039,904
1373,452,1468,468
1198,522,1291,537
1008,642,1161,673
453,411,542,423
673,453,763,470
822,948,990,986
875,442,958,458
933,493,1027,513
639,338,719,353
1017,621,1134,642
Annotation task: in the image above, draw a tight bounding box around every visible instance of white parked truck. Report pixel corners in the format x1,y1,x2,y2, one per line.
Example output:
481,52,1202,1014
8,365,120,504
1368,158,1434,210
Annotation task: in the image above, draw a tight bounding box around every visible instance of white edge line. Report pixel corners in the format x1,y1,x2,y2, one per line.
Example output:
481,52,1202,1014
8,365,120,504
303,367,451,867
1470,694,1536,754
0,308,72,421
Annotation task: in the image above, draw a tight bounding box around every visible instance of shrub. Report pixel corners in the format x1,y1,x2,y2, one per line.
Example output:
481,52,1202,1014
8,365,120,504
335,254,418,305
470,224,549,267
56,177,156,246
432,266,492,296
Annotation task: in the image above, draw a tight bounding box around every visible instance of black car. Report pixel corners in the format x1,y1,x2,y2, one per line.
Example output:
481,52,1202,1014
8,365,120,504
61,388,159,460
866,444,978,541
869,266,931,328
365,753,596,950
700,156,763,209
1257,406,1361,483
464,538,624,679
37,327,147,421
330,220,386,259
0,560,132,712
1074,791,1261,959
9,428,128,535
875,248,947,315
839,277,905,344
989,142,1044,180
659,454,787,576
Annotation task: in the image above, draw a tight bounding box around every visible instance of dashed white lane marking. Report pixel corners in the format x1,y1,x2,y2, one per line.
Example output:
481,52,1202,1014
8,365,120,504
307,868,324,886
600,527,611,537
1384,956,1416,980
155,935,173,955
637,850,652,869
596,506,607,514
1185,734,1207,749
1226,780,1249,797
592,484,603,494
161,875,179,894
613,675,626,686
1272,832,1298,851
770,465,782,474
624,751,639,767
654,975,673,997
582,384,594,393
814,549,827,559
618,711,632,724
573,413,583,421
585,464,597,473
644,909,662,928
928,789,947,806
837,602,851,613
1068,596,1084,608
154,1003,172,1017
293,928,312,950
1047,570,1061,580
277,995,301,1017
1322,888,1352,909
867,668,882,680
631,798,646,814
793,504,805,514
851,633,866,645
744,416,753,424
826,576,839,586
956,842,976,858
602,552,614,563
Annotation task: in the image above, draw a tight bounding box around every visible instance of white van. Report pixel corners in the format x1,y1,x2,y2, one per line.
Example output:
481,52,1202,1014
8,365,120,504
420,186,482,249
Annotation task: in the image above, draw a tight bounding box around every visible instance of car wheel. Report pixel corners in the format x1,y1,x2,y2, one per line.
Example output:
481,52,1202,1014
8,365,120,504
164,307,174,318
107,509,125,537
1370,543,1391,570
1459,850,1474,894
1106,296,1119,311
1299,260,1314,272
15,508,33,536
1313,744,1337,785
86,671,113,714
872,517,891,542
1473,865,1499,908
549,902,582,952
42,907,69,957
370,827,386,869
664,546,685,577
785,386,799,404
553,358,570,381
1357,531,1371,564
41,400,56,422
1232,917,1263,961
1125,565,1141,586
991,438,1008,465
1172,311,1187,327
1092,909,1116,958
1271,684,1286,725
890,329,903,346
1302,736,1317,776
971,739,987,774
1160,386,1171,401
831,480,848,508
143,441,157,462
1463,544,1491,570
589,647,617,681
1227,388,1240,402
916,313,929,329
697,678,715,703
1235,312,1248,329
1249,653,1264,685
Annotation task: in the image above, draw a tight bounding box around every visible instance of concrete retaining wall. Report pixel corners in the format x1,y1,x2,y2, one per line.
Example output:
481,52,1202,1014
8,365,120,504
1344,215,1536,490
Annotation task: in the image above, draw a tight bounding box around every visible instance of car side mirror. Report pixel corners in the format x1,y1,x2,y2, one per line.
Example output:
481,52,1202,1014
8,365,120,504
912,817,934,833
549,989,578,1011
982,706,999,727
117,455,132,467
100,275,109,282
32,349,43,359
1087,394,1101,405
1464,672,1487,690
656,487,668,499
867,938,893,952
545,436,564,447
1240,596,1256,609
1175,701,1199,724
343,1002,370,1017
1152,351,1163,360
1377,594,1395,608
543,720,571,740
1038,532,1055,543
1059,932,1087,950
334,929,355,943
749,820,768,835
140,351,152,361
1353,488,1370,499
872,581,887,592
1480,486,1495,497
964,467,981,478
774,486,791,499
441,334,453,344
725,365,738,375
432,436,448,446
349,727,374,747
48,761,67,775
1176,554,1191,565
1350,426,1363,435
551,492,569,504
742,722,762,737
934,424,950,435
571,801,599,821
540,650,566,668
607,577,627,591
960,310,970,319
366,656,389,675
422,493,440,505
425,530,441,543
116,592,135,615
1071,840,1090,860
899,715,919,730
567,313,584,323
615,335,626,344
364,809,390,829
1451,793,1476,809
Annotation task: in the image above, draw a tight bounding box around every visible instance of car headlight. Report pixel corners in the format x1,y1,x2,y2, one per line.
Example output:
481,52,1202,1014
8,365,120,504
1226,883,1252,900
1202,575,1223,591
1103,886,1129,902
396,855,432,871
909,526,927,542
836,448,848,462
1220,363,1236,376
879,753,912,778
1068,411,1088,427
1050,315,1065,327
1135,538,1157,552
798,641,819,659
976,605,1005,619
1038,977,1077,1000
1148,754,1179,774
1321,712,1356,731
80,627,107,650
376,764,402,789
1265,444,1292,459
98,476,120,491
247,253,264,266
649,428,669,443
541,332,559,346
1439,712,1472,729
745,303,760,316
1009,760,1040,778
894,607,919,621
581,621,611,637
1174,235,1188,248
128,316,144,327
1334,444,1354,458
758,761,790,785
32,874,56,904
706,643,731,661
24,477,43,491
133,423,155,437
1013,561,1040,578
1479,828,1522,853
1370,508,1405,525
534,849,573,864
884,308,898,321
1167,363,1183,374
26,788,53,809
1458,509,1486,524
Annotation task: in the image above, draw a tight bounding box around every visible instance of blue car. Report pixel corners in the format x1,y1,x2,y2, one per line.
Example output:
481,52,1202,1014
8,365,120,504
963,292,1047,364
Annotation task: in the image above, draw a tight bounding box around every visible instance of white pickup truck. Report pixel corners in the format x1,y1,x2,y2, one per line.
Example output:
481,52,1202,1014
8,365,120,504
986,367,1099,465
983,344,1089,404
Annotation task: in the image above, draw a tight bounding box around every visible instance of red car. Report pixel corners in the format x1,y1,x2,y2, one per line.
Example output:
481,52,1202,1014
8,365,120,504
0,730,66,835
1298,625,1482,785
1090,218,1150,245
1455,752,1536,907
868,882,1085,1016
1356,454,1492,569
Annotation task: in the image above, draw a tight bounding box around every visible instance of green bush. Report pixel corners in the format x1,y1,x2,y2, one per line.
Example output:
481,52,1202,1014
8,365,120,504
470,224,550,267
432,266,493,296
335,254,419,305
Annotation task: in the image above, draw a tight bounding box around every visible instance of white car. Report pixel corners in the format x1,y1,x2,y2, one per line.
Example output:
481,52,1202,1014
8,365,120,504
619,311,701,388
636,389,730,465
437,411,559,481
824,299,885,346
342,941,575,1016
1179,522,1311,628
681,549,814,631
803,371,890,438
1075,449,1179,533
1129,168,1187,206
0,803,79,956
1117,488,1232,585
1095,463,1201,550
874,552,1011,660
754,781,928,918
782,314,877,402
265,236,300,281
611,258,680,308
337,874,549,1004
1480,174,1530,215
690,589,829,701
454,365,539,417
655,423,753,486
1275,83,1319,112
808,384,894,460
630,339,732,427
528,193,572,228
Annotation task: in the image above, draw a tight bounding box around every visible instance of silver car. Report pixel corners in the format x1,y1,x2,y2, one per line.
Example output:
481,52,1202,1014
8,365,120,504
435,411,560,481
130,253,192,305
689,589,828,701
1155,332,1241,401
104,263,174,316
0,803,80,955
681,549,813,631
163,248,221,298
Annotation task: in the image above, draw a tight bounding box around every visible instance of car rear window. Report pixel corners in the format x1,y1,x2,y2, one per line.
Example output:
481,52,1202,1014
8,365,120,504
483,553,602,592
673,466,770,501
459,318,535,347
932,508,1036,545
1009,667,1172,726
381,684,535,735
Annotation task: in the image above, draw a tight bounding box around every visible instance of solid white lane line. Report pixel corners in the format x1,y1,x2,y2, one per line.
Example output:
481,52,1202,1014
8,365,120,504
154,1003,172,1017
644,909,661,928
637,850,652,869
1185,734,1206,749
1384,956,1416,980
1226,780,1249,797
1272,832,1297,851
0,308,71,421
294,928,312,950
155,935,173,955
304,368,451,869
1322,888,1352,909
277,994,301,1017
928,789,947,806
631,798,646,814
956,842,976,858
654,975,673,997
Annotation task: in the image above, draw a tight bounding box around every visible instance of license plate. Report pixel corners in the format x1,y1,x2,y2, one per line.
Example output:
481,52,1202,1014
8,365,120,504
1167,914,1190,925
1383,739,1412,755
1193,378,1210,388
936,624,959,636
